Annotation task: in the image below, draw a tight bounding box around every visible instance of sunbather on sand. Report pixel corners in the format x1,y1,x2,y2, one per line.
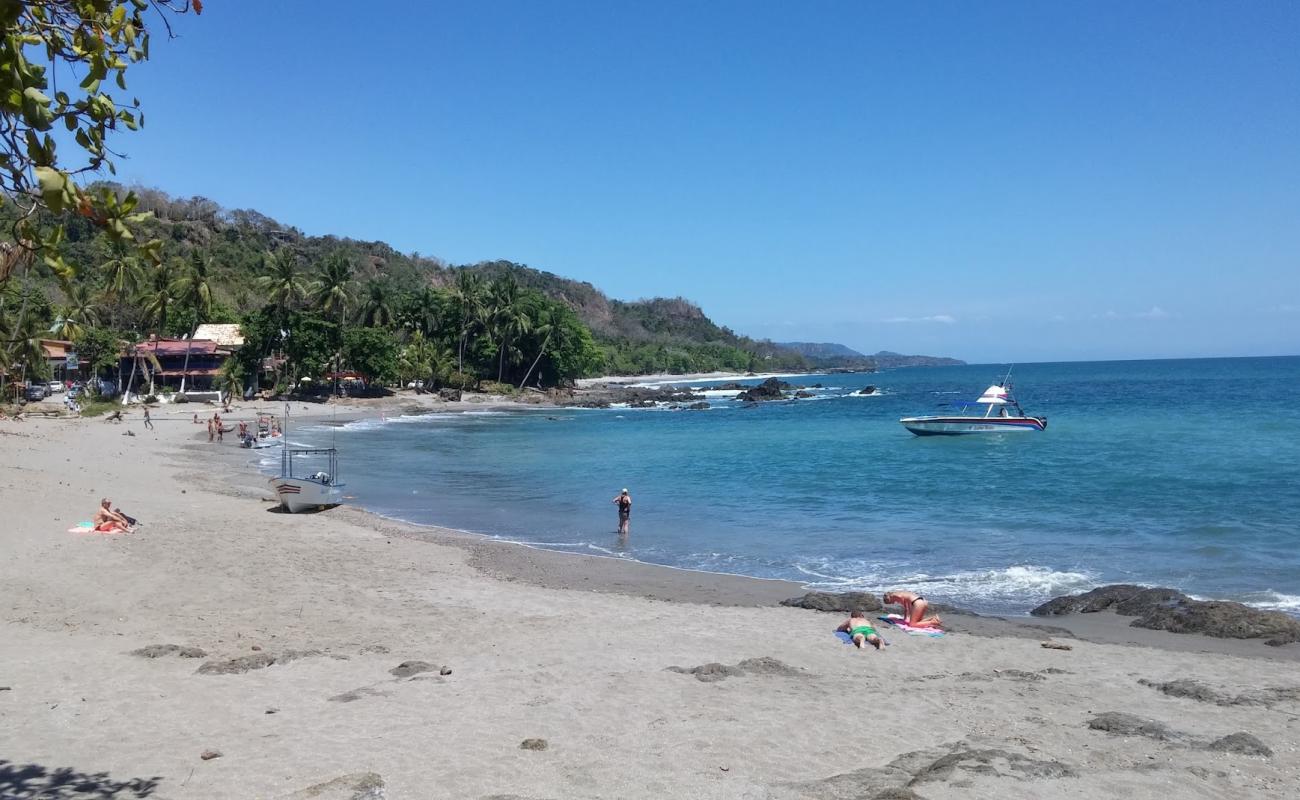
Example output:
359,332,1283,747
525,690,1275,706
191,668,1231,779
92,498,133,532
836,610,882,650
882,591,943,628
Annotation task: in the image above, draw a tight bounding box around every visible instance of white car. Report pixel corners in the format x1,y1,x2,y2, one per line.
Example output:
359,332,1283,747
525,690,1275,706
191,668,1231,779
46,381,65,394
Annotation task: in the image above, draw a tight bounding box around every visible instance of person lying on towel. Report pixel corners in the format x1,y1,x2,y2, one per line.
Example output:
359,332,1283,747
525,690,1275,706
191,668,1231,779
92,498,134,532
836,610,882,650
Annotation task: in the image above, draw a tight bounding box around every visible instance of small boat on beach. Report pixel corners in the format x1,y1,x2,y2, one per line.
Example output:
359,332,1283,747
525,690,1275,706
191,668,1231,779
241,415,282,449
900,374,1046,436
269,407,344,512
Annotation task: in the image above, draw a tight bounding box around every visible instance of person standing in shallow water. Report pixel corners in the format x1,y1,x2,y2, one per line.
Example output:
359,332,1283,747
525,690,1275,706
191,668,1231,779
613,488,632,534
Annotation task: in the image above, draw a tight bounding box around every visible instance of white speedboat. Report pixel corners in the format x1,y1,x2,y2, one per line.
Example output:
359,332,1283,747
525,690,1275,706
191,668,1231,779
901,378,1046,436
268,407,344,512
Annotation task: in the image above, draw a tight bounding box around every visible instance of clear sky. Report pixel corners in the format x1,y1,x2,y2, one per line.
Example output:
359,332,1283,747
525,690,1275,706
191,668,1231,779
112,1,1298,363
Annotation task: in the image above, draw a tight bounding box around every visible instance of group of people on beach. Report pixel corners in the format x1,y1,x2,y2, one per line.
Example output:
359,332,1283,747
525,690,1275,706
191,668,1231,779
608,486,939,652
206,412,223,442
837,591,942,651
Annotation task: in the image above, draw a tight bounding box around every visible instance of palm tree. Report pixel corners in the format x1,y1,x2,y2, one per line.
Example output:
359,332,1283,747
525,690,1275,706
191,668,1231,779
357,278,396,328
256,250,308,317
174,251,214,393
450,271,485,374
140,259,179,336
139,260,180,396
0,308,48,390
399,286,442,338
217,357,245,404
488,276,530,383
399,330,454,390
309,254,354,396
49,281,100,340
519,306,555,389
101,243,144,302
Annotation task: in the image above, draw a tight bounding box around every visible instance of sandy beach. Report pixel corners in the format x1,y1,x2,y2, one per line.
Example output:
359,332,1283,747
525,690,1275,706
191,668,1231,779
2,402,1298,799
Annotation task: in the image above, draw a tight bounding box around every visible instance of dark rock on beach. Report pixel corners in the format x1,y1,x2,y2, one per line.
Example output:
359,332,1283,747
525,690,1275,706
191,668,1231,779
131,644,207,659
438,388,462,402
782,740,1075,799
667,656,804,683
1087,712,1178,741
520,738,549,751
1207,732,1272,757
794,390,814,399
781,592,883,613
1138,677,1300,708
688,401,710,410
389,660,437,678
196,649,321,675
283,772,386,799
1032,584,1300,645
1031,584,1149,615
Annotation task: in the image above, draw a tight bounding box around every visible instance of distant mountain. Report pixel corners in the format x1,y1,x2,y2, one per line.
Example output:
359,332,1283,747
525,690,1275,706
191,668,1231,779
775,343,963,369
776,342,869,361
868,351,966,368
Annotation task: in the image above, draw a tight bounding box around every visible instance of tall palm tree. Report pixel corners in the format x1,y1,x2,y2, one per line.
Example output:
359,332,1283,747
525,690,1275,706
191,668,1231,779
358,278,396,328
139,260,180,396
0,308,48,389
140,259,179,336
489,276,530,382
175,251,214,393
217,357,245,404
99,242,144,328
49,281,100,340
450,271,485,374
256,250,308,317
519,305,555,389
309,254,354,396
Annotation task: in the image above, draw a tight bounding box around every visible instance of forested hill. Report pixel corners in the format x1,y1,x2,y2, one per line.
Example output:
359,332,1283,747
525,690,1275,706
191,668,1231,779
776,343,965,370
11,185,808,382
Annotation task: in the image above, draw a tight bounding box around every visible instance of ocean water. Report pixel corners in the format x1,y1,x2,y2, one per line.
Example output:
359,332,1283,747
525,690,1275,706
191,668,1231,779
280,357,1300,616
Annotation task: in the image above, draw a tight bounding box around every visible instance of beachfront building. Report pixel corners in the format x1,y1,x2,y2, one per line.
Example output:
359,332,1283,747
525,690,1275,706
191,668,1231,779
41,339,80,385
121,336,233,397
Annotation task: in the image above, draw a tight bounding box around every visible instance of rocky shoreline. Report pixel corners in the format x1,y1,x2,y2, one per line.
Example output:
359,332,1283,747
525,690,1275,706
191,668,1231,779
1031,584,1300,646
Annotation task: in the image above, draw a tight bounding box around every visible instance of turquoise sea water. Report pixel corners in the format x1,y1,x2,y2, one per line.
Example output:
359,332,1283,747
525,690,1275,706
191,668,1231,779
282,357,1300,616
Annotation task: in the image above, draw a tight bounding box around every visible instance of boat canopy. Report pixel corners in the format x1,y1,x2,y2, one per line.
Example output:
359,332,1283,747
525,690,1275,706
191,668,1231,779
975,385,1009,404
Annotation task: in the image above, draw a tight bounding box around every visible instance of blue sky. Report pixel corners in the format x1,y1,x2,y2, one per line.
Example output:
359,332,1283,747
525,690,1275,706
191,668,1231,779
112,1,1297,362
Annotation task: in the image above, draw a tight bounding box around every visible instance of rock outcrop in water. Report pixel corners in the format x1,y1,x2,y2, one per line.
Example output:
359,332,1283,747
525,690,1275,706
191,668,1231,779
574,385,706,409
1032,585,1300,646
736,378,789,402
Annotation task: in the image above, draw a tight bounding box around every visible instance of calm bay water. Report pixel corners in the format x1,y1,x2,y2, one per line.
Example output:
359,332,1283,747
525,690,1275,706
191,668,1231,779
281,357,1300,615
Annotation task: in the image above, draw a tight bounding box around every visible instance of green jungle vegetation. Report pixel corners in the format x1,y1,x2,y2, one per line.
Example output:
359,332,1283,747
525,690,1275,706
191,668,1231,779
1,183,813,397
0,1,808,401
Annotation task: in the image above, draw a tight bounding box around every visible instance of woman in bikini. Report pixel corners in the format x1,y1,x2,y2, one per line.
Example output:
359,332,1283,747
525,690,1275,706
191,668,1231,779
882,590,943,628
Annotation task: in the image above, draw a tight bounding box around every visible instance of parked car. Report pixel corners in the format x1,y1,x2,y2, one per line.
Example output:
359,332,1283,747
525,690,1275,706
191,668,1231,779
25,384,48,401
46,381,65,394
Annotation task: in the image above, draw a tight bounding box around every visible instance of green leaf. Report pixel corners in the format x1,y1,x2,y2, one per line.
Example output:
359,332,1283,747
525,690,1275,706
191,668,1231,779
23,87,51,106
35,167,67,212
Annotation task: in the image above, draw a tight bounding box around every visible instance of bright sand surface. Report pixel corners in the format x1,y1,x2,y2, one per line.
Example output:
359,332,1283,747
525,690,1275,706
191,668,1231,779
2,401,1299,799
